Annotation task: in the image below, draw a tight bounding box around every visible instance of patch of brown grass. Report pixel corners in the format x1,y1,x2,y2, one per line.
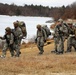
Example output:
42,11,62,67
0,40,76,75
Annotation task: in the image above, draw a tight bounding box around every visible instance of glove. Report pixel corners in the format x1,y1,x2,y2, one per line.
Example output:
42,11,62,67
0,36,2,39
35,38,37,43
44,39,46,42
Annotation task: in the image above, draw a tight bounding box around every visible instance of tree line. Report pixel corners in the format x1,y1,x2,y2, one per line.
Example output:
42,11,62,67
0,2,76,20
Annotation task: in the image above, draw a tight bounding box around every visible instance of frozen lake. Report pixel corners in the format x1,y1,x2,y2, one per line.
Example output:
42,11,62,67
0,15,53,43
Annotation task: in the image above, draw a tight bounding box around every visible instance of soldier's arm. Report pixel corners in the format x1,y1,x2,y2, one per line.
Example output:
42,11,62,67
18,28,23,38
0,36,2,39
10,34,14,45
0,36,5,40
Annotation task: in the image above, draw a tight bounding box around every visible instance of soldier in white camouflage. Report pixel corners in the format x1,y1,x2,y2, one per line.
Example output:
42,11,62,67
36,24,47,54
0,27,14,58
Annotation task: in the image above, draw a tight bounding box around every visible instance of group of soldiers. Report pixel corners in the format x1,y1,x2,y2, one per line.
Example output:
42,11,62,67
35,18,76,55
0,21,23,58
51,19,76,54
0,18,76,58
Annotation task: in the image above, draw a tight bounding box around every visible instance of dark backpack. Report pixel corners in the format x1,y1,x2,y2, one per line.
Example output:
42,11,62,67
42,25,51,37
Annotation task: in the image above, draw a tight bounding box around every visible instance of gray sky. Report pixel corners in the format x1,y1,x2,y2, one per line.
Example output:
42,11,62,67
0,0,76,7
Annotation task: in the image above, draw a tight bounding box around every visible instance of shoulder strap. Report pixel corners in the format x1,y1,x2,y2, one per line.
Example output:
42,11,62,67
42,29,45,37
56,25,60,31
63,23,68,28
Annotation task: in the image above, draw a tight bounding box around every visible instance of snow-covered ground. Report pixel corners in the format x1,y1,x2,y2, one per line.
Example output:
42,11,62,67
0,15,53,43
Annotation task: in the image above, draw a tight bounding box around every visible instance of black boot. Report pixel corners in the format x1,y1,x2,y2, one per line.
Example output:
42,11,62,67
39,51,44,55
19,51,21,54
65,50,71,53
56,51,63,55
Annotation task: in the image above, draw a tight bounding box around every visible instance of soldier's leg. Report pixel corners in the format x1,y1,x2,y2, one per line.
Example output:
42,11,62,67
51,38,58,53
60,40,64,53
39,38,44,54
18,39,22,54
40,46,44,52
37,45,43,54
54,38,57,51
37,46,44,54
57,38,64,54
18,44,21,54
9,45,15,57
72,38,76,51
37,38,41,51
14,44,20,57
74,43,76,51
1,43,8,58
51,43,58,53
65,37,72,52
73,44,76,52
37,37,44,54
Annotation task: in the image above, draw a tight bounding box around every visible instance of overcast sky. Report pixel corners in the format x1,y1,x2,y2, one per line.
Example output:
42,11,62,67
0,0,76,7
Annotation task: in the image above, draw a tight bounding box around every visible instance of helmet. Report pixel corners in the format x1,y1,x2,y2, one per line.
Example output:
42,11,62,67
5,27,11,32
58,18,63,22
13,22,18,26
36,24,41,29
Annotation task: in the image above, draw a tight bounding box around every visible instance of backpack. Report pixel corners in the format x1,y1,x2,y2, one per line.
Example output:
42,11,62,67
42,25,51,37
17,21,27,38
